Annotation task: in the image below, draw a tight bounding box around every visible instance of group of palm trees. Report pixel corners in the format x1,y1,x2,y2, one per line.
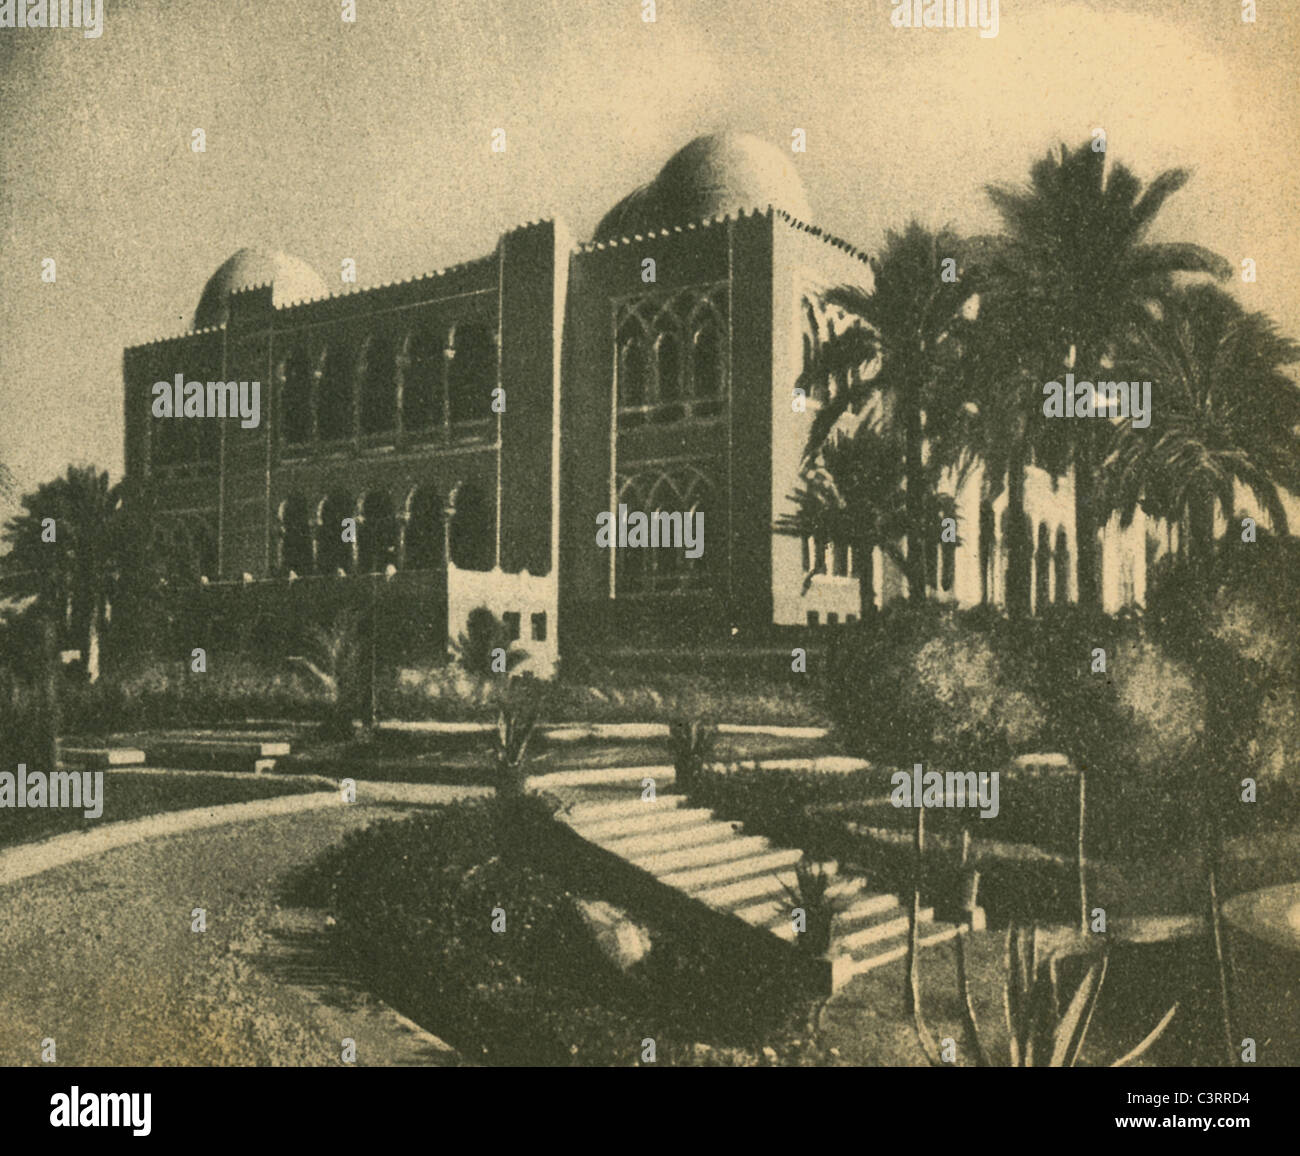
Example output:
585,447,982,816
780,140,1300,620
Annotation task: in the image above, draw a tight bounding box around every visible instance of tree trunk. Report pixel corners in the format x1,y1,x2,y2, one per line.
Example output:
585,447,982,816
904,385,927,602
854,533,875,620
1006,448,1032,618
1074,423,1101,611
1187,489,1216,580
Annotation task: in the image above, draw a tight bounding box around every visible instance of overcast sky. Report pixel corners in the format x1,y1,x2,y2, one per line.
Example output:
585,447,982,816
1,0,1296,519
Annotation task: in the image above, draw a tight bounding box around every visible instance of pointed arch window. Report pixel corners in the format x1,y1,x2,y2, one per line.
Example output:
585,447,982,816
448,323,495,427
280,495,313,576
318,493,355,574
281,347,313,447
405,486,444,571
360,337,397,438
317,346,355,443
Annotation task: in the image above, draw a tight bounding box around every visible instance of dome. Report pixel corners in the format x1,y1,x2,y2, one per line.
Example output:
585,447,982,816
594,132,812,241
193,247,327,328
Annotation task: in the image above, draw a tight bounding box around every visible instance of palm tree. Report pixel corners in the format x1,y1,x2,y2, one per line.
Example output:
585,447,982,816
798,222,978,600
775,421,907,619
0,465,123,682
1102,283,1300,572
985,142,1232,609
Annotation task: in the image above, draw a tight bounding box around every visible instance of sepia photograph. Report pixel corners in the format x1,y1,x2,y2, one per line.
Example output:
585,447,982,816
0,0,1296,1134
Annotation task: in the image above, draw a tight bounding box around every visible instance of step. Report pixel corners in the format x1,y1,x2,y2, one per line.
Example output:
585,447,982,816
695,869,803,911
60,747,147,768
838,908,935,954
526,764,675,789
572,807,713,842
600,820,737,859
566,796,683,823
832,925,960,987
737,880,877,939
144,739,292,759
830,891,903,934
631,835,772,876
659,848,805,893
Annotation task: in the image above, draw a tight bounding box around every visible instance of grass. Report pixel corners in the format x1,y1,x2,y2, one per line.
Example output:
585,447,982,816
0,770,325,851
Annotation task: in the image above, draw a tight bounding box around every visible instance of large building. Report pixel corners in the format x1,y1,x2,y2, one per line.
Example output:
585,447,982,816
122,132,1156,673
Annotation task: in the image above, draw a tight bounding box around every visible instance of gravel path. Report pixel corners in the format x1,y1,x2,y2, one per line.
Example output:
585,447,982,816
0,798,480,1066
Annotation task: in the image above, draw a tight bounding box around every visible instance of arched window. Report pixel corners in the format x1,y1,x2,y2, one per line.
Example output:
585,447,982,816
691,320,723,400
448,323,494,426
648,472,684,591
616,475,649,595
403,331,442,433
317,346,355,443
682,473,713,587
617,320,649,409
1035,523,1051,613
654,329,681,405
405,486,443,571
359,490,399,573
280,496,312,576
1054,527,1070,605
360,337,397,437
281,348,313,446
318,494,355,574
448,483,493,571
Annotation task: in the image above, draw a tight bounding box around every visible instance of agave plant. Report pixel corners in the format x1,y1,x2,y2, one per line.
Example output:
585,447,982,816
907,802,1178,1067
491,700,539,798
668,718,718,793
778,857,848,958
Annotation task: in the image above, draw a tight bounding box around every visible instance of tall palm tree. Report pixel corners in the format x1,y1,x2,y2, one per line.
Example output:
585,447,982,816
985,142,1232,609
798,222,978,600
0,465,124,682
1102,283,1300,572
775,421,908,619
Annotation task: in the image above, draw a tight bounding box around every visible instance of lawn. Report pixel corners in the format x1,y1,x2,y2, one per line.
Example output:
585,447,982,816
0,770,326,851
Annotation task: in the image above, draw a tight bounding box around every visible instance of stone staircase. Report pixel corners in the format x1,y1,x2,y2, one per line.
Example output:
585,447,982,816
562,793,957,989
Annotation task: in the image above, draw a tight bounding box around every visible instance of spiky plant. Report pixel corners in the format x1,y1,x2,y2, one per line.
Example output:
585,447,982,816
288,610,365,739
491,701,539,798
909,807,1178,1067
668,718,718,793
778,857,848,958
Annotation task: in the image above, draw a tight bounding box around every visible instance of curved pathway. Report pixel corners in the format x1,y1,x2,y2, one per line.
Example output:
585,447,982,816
0,784,487,1066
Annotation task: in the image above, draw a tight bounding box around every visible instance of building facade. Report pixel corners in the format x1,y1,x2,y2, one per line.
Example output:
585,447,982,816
121,132,1157,674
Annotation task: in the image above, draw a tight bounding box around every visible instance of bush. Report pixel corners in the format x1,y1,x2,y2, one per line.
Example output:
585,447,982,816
289,796,835,1064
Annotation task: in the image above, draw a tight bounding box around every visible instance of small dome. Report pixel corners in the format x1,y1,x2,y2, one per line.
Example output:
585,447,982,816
594,132,812,241
193,247,327,328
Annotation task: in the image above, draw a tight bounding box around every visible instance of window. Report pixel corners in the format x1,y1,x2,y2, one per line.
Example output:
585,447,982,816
280,495,313,575
449,483,493,571
403,331,442,432
502,611,521,641
318,494,354,574
531,612,547,641
616,287,727,424
360,490,399,573
448,323,494,427
281,348,313,446
360,337,397,437
317,346,355,443
404,486,443,571
941,539,956,592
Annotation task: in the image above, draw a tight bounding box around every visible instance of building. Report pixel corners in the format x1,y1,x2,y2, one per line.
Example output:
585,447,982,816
121,131,1157,674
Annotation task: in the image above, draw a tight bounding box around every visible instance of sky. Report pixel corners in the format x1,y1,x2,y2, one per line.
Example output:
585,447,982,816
1,0,1297,521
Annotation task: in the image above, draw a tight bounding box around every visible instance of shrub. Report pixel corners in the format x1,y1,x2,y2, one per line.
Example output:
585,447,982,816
452,607,525,679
